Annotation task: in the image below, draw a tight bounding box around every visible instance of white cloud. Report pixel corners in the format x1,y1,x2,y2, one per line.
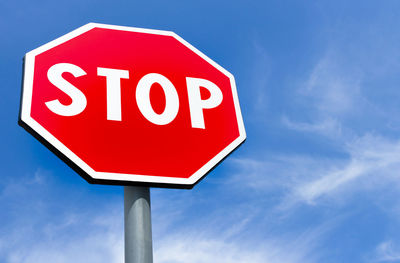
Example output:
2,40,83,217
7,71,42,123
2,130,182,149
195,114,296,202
295,134,400,204
0,168,331,263
374,241,400,262
252,40,271,113
1,205,124,263
0,168,46,199
229,134,400,208
266,43,400,207
299,51,363,117
282,115,342,138
154,221,327,263
0,168,124,263
156,235,302,263
7,228,123,263
0,167,328,263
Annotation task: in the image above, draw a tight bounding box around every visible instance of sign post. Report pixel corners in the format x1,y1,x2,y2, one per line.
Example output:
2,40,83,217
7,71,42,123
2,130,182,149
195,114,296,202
124,186,153,263
19,23,246,262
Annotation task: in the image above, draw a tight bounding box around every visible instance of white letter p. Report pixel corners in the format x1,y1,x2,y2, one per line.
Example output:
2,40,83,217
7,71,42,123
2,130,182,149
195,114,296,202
186,77,223,129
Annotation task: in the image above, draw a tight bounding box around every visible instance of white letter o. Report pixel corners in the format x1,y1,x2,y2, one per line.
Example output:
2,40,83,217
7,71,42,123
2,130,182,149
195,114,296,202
136,73,179,125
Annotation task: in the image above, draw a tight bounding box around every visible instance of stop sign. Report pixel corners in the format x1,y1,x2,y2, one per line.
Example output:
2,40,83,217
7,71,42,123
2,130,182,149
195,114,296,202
19,23,246,188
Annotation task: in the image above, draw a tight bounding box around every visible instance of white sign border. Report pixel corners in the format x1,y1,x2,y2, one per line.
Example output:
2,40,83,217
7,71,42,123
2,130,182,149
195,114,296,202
20,23,246,188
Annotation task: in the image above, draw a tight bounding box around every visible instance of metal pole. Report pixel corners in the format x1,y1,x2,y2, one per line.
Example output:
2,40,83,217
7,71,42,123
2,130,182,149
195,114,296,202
124,186,153,263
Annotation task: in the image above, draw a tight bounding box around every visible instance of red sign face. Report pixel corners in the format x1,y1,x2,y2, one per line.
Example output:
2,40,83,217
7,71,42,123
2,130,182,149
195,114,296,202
19,23,246,188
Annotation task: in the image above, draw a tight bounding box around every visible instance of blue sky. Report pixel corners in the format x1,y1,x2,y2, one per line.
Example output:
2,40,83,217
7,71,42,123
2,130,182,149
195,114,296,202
2,0,400,262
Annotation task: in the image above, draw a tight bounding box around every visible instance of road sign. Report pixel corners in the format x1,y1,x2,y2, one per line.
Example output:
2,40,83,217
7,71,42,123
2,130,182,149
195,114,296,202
19,23,246,188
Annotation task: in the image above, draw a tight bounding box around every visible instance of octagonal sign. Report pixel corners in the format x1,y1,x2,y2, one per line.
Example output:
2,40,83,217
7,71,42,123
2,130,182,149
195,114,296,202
19,23,246,188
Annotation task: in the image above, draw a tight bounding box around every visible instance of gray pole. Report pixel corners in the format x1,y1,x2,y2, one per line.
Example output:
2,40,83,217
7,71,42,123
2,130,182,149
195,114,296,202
124,186,153,263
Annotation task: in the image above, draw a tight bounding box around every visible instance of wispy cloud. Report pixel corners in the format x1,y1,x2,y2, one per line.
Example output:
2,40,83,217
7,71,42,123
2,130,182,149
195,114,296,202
374,240,400,262
282,115,342,138
252,40,271,114
5,218,123,263
0,168,330,263
292,133,400,204
154,216,331,263
0,169,124,263
155,231,320,263
299,51,363,117
229,134,400,208
0,200,124,263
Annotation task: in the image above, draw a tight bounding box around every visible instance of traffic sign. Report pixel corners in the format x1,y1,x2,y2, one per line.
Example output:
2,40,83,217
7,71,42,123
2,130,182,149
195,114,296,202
19,23,246,188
